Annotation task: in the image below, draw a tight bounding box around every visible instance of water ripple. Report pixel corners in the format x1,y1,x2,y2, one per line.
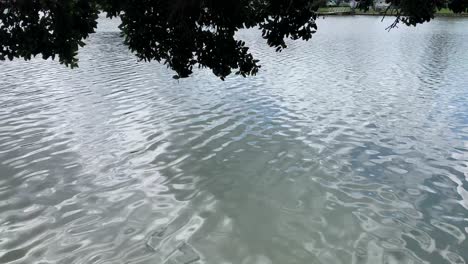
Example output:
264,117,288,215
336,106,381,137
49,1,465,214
0,16,467,264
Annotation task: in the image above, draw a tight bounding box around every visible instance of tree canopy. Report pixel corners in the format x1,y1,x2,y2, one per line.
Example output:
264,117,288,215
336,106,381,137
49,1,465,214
1,0,467,79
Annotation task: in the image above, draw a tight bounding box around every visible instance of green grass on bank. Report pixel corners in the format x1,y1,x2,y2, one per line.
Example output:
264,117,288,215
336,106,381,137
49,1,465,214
317,6,466,16
317,7,385,15
436,8,454,14
317,7,352,13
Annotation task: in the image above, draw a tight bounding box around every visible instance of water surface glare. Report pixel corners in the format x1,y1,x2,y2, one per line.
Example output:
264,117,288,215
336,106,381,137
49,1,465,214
1,16,468,264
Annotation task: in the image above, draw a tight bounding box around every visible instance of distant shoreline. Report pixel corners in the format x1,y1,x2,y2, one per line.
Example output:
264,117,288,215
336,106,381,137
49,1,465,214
355,13,468,17
317,13,468,17
317,7,468,17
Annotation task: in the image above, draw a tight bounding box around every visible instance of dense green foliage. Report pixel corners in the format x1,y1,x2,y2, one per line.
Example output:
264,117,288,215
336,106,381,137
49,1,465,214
1,0,467,79
0,1,98,67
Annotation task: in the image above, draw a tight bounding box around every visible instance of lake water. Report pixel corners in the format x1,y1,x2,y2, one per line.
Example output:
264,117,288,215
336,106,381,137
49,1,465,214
1,16,467,264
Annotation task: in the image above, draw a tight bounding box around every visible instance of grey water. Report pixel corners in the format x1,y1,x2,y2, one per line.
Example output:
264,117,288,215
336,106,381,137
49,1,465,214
0,16,467,264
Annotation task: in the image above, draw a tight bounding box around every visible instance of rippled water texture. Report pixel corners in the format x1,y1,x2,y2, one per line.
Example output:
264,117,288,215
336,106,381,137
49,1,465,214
1,16,468,264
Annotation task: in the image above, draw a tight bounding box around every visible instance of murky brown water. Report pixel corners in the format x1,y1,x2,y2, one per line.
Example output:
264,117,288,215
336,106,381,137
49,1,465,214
1,16,467,264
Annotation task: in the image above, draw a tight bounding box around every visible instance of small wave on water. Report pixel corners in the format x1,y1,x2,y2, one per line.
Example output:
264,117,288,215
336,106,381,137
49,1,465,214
0,16,468,264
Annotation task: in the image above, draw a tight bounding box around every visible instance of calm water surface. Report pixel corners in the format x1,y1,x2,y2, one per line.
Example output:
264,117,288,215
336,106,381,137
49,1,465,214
1,16,468,264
